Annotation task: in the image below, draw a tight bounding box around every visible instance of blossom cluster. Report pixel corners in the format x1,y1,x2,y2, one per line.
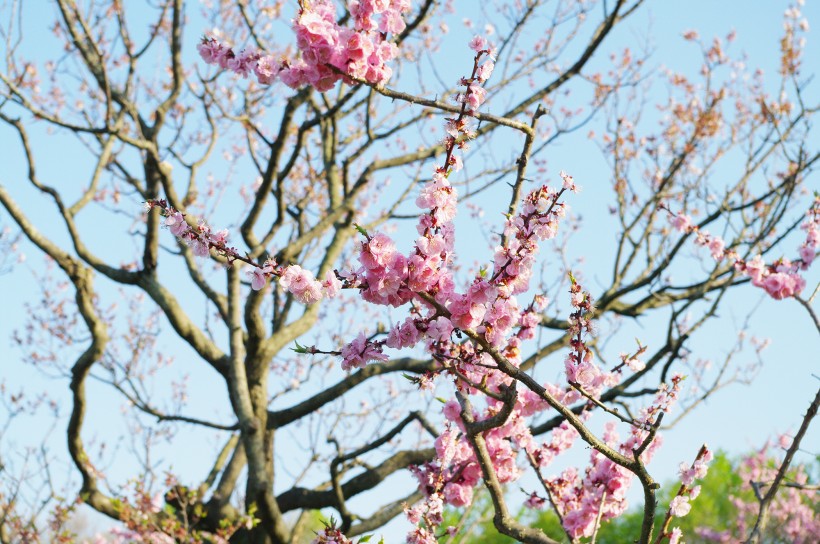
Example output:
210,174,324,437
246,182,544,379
456,35,496,113
405,280,667,541
660,444,714,543
527,375,683,539
145,200,341,304
198,0,412,91
146,199,235,260
289,41,677,541
564,277,619,396
328,41,499,372
403,480,445,544
666,194,819,299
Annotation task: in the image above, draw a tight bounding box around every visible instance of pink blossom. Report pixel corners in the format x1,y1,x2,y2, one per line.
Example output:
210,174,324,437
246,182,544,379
228,49,260,78
406,528,437,544
669,527,684,544
517,310,539,338
670,495,691,517
426,493,444,524
744,254,767,285
407,253,442,292
692,458,709,479
416,174,457,222
426,316,454,342
762,272,800,300
443,482,472,506
385,318,420,349
679,462,698,486
310,522,352,544
416,233,447,258
404,504,422,524
379,9,406,34
190,238,210,257
362,252,411,307
250,268,268,291
799,244,815,266
476,60,494,83
559,170,580,193
164,211,188,236
441,399,460,420
321,270,342,298
468,35,486,52
279,265,324,304
708,236,725,260
254,55,281,84
360,233,397,270
434,428,459,464
524,492,546,509
340,332,389,371
670,213,692,232
563,508,596,539
463,81,486,111
210,229,229,246
516,389,548,417
200,0,409,92
448,294,486,329
565,356,601,390
197,36,231,66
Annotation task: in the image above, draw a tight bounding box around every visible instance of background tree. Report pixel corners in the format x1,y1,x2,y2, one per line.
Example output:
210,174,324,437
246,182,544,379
0,1,818,543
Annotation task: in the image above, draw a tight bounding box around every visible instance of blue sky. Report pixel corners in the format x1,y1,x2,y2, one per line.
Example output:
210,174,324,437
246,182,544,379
1,0,818,539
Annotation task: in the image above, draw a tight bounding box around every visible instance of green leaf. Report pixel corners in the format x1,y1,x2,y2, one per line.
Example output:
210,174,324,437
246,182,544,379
353,223,370,238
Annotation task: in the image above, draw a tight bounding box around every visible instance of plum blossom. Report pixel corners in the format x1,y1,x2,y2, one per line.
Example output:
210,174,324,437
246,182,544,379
340,332,389,371
468,35,486,52
525,492,547,509
665,197,819,300
321,270,342,298
560,170,580,193
669,495,691,517
620,350,646,372
669,527,684,544
198,0,411,91
762,269,805,300
708,236,725,260
360,232,397,270
254,55,280,84
164,210,188,237
279,265,324,304
416,173,458,222
109,528,175,544
669,213,691,232
476,59,494,83
385,318,421,349
462,81,486,111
